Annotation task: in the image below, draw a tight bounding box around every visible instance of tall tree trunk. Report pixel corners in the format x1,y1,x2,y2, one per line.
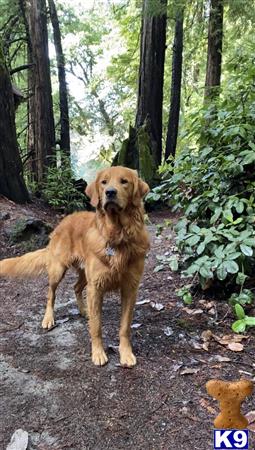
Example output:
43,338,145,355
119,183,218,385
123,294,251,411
113,0,167,184
48,0,70,155
0,43,29,203
165,7,184,159
25,0,55,183
135,0,167,167
204,0,224,99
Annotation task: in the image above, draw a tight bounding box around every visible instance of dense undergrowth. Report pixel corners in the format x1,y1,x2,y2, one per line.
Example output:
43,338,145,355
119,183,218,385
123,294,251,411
148,82,255,331
30,153,88,212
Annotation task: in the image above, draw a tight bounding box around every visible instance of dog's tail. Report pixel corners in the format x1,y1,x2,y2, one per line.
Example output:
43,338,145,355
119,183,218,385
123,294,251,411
0,248,48,278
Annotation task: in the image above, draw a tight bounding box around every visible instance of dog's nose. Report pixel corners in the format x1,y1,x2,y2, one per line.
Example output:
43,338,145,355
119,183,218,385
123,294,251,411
105,187,117,199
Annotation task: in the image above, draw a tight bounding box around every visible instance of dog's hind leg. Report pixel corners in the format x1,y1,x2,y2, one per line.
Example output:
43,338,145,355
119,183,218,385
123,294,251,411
74,269,87,317
42,263,66,329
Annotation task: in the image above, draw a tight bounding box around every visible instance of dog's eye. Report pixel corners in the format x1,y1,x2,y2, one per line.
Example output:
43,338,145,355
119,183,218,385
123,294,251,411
120,178,128,184
101,180,107,185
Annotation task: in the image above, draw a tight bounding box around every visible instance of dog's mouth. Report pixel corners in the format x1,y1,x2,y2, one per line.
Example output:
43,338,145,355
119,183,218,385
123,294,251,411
103,200,122,213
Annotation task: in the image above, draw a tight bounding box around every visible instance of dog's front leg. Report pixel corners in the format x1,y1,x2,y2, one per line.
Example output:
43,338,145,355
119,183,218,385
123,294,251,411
119,284,138,367
86,284,108,366
119,259,145,367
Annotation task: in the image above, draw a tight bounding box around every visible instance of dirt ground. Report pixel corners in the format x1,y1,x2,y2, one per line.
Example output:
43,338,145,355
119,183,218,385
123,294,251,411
1,199,255,450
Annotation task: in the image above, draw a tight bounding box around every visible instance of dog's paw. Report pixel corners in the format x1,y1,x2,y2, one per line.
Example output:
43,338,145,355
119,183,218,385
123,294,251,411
120,349,137,368
92,348,108,366
42,314,55,330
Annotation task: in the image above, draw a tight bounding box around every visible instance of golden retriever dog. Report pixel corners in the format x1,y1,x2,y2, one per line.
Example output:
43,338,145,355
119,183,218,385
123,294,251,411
0,167,150,367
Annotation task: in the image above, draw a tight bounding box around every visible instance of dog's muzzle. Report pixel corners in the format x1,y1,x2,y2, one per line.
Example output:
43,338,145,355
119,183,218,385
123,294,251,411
103,187,122,212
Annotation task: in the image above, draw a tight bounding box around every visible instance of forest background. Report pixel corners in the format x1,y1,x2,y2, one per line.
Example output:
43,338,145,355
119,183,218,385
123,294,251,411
1,0,255,325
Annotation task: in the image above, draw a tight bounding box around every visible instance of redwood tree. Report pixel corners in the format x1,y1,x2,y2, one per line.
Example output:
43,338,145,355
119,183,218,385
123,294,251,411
25,0,56,183
204,0,224,99
0,43,29,203
114,0,167,184
165,7,184,159
48,0,70,155
135,0,167,167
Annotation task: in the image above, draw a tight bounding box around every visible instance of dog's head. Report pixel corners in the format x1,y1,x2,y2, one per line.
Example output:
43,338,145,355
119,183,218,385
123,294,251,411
86,166,149,213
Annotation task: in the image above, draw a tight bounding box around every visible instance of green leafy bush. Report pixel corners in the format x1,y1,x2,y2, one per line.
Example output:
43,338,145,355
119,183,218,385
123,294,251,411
229,289,254,307
149,83,255,327
42,153,86,212
176,285,192,305
232,303,255,333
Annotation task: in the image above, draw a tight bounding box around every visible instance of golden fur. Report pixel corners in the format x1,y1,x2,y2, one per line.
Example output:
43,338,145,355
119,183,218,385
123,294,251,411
0,166,150,367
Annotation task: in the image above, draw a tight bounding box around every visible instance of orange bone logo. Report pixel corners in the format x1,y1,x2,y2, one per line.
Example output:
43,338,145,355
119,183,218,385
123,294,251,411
206,379,253,429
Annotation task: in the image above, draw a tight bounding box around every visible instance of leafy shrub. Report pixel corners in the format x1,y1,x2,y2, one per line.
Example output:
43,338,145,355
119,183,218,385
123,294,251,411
176,286,193,305
232,303,255,333
148,84,255,323
229,289,254,307
42,153,86,212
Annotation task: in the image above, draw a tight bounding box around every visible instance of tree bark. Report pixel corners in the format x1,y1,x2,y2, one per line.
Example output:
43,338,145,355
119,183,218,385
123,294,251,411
204,0,224,99
0,43,29,203
25,0,55,183
165,7,184,159
48,0,70,155
135,0,167,167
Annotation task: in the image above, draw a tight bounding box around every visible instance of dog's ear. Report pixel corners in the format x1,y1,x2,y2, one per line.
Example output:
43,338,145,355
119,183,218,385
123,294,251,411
85,181,99,207
132,175,150,206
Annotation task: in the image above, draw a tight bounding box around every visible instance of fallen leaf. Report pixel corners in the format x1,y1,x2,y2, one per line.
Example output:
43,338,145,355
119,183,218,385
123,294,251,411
182,307,203,315
202,343,210,351
150,302,164,311
199,398,217,415
164,326,174,336
198,299,207,306
201,330,213,340
172,363,183,372
212,355,231,362
192,341,204,350
131,323,142,329
7,429,28,450
136,299,150,305
198,300,215,309
239,370,253,377
209,333,248,351
201,330,213,351
180,367,200,376
208,308,215,315
227,342,244,352
213,333,248,345
205,301,216,310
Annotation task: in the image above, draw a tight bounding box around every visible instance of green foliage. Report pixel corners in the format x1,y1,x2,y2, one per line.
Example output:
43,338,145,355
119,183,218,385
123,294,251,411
154,252,179,273
229,289,254,307
42,154,86,212
229,288,255,333
150,78,255,299
232,303,255,333
176,285,192,304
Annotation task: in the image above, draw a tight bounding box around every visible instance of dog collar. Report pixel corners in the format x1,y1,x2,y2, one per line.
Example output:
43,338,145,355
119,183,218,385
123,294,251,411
105,245,115,256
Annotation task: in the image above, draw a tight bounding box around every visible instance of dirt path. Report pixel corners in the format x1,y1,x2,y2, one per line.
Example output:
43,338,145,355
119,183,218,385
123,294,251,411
1,205,255,449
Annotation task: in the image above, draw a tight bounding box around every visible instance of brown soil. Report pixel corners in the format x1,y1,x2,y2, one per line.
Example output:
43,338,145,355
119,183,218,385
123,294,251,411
1,198,255,449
